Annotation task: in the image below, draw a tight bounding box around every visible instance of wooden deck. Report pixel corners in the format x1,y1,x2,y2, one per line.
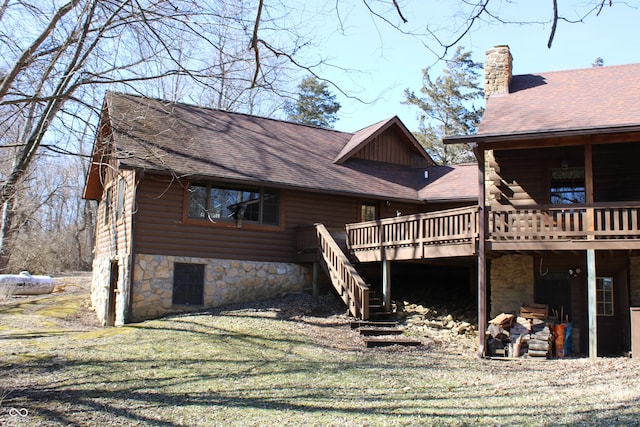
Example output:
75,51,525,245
340,204,640,260
489,205,640,251
295,204,640,321
345,206,479,262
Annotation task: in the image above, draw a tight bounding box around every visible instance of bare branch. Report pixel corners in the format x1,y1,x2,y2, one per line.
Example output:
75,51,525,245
548,0,559,48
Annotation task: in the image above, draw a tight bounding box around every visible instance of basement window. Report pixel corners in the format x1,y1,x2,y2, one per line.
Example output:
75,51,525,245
187,182,280,225
173,263,204,306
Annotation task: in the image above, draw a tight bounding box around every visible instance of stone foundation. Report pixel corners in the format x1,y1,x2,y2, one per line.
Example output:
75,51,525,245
490,254,534,318
91,255,130,326
130,254,311,322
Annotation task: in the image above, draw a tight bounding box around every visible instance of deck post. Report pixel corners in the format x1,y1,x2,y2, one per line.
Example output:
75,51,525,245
587,249,598,359
382,259,391,311
312,261,319,299
475,145,487,358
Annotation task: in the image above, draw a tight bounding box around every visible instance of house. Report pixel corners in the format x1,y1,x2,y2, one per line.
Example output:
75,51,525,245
83,92,477,326
445,46,640,358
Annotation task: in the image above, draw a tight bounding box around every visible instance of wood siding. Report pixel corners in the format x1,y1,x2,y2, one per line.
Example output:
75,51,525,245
488,141,640,209
488,146,583,208
132,173,427,263
352,128,426,167
94,168,136,259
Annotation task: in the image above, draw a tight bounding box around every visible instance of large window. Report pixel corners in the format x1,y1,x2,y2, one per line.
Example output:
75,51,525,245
187,182,280,225
550,167,585,204
173,263,204,305
596,277,614,316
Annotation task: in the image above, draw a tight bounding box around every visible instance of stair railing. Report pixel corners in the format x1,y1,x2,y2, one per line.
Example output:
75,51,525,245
315,223,370,320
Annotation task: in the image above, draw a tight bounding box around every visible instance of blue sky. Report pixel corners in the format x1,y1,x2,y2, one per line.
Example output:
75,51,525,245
301,1,639,133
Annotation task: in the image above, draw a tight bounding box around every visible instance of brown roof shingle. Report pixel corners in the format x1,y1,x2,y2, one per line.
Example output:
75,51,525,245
479,63,640,136
96,92,476,202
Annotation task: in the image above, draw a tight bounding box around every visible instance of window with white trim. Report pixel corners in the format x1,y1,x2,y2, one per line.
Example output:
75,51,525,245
596,276,614,316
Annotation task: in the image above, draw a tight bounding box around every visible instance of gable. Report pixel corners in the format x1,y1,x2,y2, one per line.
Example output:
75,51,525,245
83,99,115,201
334,116,435,167
350,127,430,167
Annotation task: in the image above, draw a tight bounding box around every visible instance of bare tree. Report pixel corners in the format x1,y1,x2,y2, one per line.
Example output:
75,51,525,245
0,0,308,272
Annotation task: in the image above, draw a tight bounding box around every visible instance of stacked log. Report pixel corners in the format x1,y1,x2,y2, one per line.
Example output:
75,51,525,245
527,322,552,358
485,310,554,358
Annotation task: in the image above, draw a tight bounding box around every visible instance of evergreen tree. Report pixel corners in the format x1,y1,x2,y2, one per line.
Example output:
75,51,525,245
286,76,341,128
403,47,484,165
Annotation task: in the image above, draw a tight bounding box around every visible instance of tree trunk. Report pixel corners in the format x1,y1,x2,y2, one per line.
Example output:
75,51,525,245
0,197,18,273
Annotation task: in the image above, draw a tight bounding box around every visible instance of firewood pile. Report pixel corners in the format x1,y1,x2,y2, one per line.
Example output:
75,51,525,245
486,304,556,358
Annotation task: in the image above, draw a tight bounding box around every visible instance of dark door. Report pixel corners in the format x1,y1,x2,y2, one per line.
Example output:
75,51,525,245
107,261,118,326
597,270,630,355
535,272,572,323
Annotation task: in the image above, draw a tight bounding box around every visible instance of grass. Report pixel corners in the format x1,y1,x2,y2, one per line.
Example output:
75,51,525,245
1,279,640,426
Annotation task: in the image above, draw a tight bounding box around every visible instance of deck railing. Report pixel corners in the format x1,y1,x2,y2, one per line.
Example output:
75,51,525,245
315,223,370,320
490,205,640,241
346,206,479,258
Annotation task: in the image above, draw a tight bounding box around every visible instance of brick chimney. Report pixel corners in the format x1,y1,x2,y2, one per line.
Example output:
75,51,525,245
484,45,512,99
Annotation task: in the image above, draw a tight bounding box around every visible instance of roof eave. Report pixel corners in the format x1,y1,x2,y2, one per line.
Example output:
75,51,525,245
444,124,640,145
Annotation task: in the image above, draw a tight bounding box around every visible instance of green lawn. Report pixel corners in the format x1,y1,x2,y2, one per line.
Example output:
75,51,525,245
2,279,640,426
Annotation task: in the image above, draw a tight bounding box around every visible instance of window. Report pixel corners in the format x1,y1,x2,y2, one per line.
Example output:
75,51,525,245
103,186,112,226
173,263,204,305
187,182,280,225
596,277,614,316
550,167,585,204
361,202,377,222
116,176,125,221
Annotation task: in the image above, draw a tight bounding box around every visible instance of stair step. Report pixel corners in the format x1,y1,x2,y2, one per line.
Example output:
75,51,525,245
358,327,404,336
350,320,397,329
363,337,422,348
367,311,396,321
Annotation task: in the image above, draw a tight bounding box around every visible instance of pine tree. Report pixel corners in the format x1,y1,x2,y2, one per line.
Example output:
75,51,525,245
403,47,484,165
286,76,341,128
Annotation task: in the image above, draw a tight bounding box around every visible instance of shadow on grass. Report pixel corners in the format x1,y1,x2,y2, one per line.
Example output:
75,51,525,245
4,356,640,427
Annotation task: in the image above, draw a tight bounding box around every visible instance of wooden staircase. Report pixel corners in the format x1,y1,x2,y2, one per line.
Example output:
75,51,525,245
315,223,371,320
350,319,422,348
314,225,421,347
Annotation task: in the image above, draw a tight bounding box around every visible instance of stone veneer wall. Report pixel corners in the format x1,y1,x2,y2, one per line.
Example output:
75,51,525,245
490,254,534,318
130,254,311,322
91,255,131,326
630,256,640,307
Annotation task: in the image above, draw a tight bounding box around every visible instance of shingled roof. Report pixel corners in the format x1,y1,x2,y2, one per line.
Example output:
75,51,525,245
479,63,640,136
84,92,476,203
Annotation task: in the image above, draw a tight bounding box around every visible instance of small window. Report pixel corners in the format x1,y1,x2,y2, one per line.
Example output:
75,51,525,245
173,263,204,305
596,277,614,316
187,182,280,225
361,202,377,222
116,176,125,220
104,186,112,226
550,167,585,205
